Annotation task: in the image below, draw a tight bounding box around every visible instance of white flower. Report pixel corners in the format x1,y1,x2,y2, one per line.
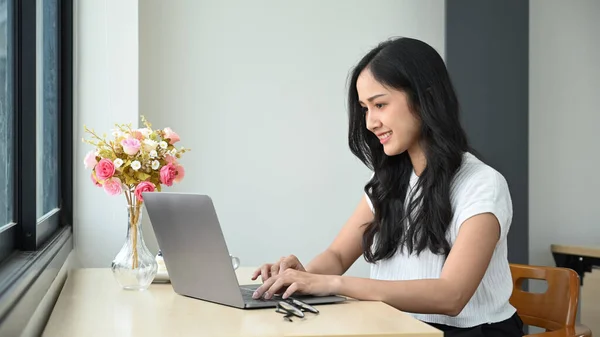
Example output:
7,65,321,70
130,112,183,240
143,139,158,152
138,128,152,137
169,149,177,156
111,129,123,138
149,150,158,158
113,158,124,168
159,141,168,149
151,160,160,170
131,160,141,171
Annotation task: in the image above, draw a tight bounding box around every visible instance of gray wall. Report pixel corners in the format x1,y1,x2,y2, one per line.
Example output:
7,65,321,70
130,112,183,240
445,0,529,265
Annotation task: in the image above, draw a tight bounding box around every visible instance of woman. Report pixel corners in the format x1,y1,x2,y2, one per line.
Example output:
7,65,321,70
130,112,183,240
251,37,524,336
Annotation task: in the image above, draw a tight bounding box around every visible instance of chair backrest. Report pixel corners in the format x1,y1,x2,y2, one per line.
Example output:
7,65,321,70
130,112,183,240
509,263,580,331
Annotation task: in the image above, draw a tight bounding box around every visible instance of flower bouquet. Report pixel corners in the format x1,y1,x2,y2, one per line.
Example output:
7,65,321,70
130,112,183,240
82,116,188,290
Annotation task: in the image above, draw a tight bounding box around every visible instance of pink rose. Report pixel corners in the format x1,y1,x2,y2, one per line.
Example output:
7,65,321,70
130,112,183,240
163,127,180,144
160,163,177,186
164,154,177,163
134,181,156,202
130,130,144,141
174,164,185,183
91,172,102,187
83,151,98,169
121,138,141,156
103,177,122,196
95,158,115,180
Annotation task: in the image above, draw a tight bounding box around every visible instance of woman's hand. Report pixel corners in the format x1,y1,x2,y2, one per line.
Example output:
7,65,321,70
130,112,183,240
251,269,339,300
251,255,306,283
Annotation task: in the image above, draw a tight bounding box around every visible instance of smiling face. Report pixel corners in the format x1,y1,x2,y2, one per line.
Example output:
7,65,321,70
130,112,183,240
357,68,421,157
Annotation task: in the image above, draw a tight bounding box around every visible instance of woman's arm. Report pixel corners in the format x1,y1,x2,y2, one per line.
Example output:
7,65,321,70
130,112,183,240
254,212,501,317
334,212,500,315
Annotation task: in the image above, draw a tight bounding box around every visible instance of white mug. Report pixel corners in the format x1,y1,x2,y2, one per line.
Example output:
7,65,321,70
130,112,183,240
230,254,240,270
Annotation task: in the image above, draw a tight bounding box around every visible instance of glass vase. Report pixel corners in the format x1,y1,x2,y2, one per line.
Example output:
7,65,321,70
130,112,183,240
111,204,158,290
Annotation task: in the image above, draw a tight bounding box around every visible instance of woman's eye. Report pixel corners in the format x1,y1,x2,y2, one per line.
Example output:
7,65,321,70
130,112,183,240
375,103,385,109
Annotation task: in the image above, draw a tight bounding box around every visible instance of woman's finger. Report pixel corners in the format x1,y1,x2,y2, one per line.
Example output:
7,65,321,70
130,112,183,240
279,259,289,273
273,256,288,275
282,282,299,299
270,262,280,277
260,264,271,283
264,277,287,300
250,266,263,280
252,276,276,299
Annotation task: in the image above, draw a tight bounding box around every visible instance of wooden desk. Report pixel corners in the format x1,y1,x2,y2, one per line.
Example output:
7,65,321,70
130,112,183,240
43,268,442,337
551,244,600,335
551,244,600,285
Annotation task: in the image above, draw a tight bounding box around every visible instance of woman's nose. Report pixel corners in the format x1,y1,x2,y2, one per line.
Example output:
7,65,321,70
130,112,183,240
366,112,382,131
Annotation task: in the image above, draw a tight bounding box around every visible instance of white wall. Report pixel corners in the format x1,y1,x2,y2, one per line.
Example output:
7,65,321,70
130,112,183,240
529,0,600,268
73,0,139,267
139,0,445,277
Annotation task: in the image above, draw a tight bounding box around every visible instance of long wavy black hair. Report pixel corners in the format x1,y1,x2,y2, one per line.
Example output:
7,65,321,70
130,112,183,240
348,37,470,262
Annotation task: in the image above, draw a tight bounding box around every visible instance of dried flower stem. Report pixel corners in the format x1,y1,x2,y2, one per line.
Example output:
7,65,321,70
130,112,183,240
131,203,140,269
83,126,117,154
124,189,141,269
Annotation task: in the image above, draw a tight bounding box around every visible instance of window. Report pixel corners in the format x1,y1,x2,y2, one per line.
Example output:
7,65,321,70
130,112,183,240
0,0,13,222
0,0,72,331
0,0,73,255
0,0,15,263
37,0,59,219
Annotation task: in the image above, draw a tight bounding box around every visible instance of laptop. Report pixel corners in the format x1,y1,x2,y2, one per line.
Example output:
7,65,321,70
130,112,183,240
143,192,347,309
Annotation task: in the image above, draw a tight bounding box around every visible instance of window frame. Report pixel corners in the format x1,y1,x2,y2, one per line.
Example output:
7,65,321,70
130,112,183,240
0,0,73,333
16,0,70,250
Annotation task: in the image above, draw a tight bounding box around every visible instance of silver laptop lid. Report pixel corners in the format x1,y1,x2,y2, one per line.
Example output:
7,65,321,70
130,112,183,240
143,192,245,308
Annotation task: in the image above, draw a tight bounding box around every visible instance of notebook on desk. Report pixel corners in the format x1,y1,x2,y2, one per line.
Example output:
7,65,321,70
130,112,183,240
143,192,347,309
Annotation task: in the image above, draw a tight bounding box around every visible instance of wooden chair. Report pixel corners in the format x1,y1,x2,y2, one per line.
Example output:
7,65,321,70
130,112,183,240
509,263,592,336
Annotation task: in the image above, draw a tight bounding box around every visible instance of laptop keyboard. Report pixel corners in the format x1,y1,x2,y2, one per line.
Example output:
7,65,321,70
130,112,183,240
240,286,279,303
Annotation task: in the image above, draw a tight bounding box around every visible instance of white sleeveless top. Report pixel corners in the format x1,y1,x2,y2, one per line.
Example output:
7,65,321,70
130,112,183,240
365,152,516,328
